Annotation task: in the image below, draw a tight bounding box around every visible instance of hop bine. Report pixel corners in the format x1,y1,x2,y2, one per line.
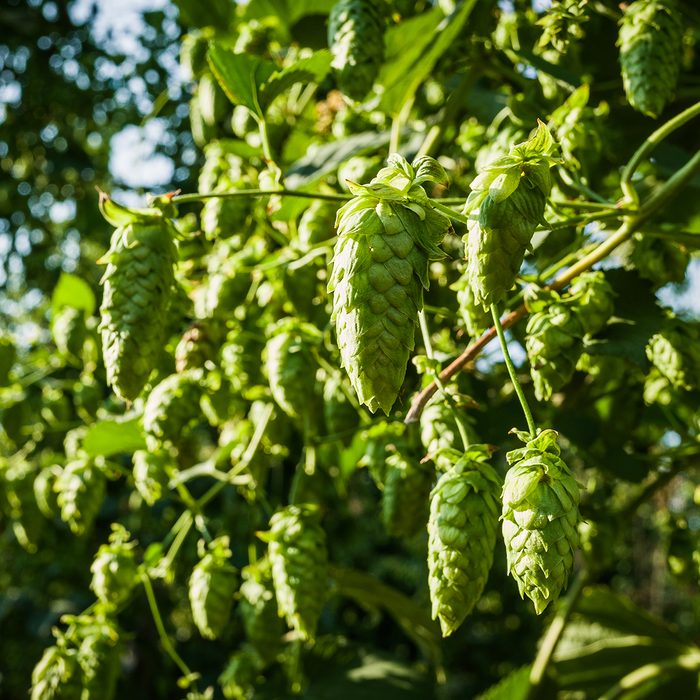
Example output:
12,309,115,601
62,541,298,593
501,429,581,614
97,194,177,402
329,154,452,414
464,122,557,309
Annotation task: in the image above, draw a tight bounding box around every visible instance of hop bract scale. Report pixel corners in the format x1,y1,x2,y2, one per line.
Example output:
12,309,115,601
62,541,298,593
264,504,329,641
329,154,452,414
428,446,501,637
97,194,177,402
464,123,557,310
501,429,581,614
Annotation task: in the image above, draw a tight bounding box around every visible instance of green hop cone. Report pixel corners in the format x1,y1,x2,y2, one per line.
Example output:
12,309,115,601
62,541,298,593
264,319,320,423
266,504,329,641
465,123,557,309
428,446,501,636
220,324,264,393
323,374,359,441
382,450,432,538
328,0,386,101
298,199,338,248
501,429,581,614
98,194,177,401
31,643,83,700
34,464,63,518
451,268,492,338
525,290,586,401
239,559,284,665
629,233,689,287
142,370,204,450
76,616,121,700
567,271,615,336
219,648,262,700
420,394,477,473
646,320,700,391
618,0,683,118
4,459,44,551
90,524,139,607
175,323,217,374
200,180,250,244
537,0,589,54
55,457,106,536
132,450,171,505
189,536,239,640
52,306,87,360
358,420,408,489
0,332,16,386
329,154,451,414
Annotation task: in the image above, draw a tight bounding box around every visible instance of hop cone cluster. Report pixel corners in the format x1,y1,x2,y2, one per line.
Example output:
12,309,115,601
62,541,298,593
239,558,284,665
428,446,501,636
646,321,700,391
266,504,328,640
98,195,177,401
618,0,683,118
329,154,452,414
382,450,432,538
189,536,239,640
142,370,204,450
328,0,386,101
90,524,138,607
55,457,106,536
420,394,477,473
537,0,589,53
465,123,557,310
502,429,580,614
31,643,83,700
566,271,615,336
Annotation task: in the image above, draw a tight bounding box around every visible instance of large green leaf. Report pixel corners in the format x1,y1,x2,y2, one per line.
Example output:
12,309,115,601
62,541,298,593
476,666,532,700
51,273,96,317
82,416,146,457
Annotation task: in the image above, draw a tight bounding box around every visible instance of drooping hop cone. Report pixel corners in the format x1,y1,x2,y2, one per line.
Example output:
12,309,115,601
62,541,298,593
265,504,329,640
465,122,557,309
420,394,477,473
328,0,386,101
428,446,501,636
358,420,408,489
90,524,138,607
646,320,700,391
630,233,689,288
502,429,581,614
525,292,586,401
77,617,122,700
189,536,239,640
98,195,177,402
567,271,614,336
618,0,683,118
329,154,451,414
31,644,83,700
451,268,492,338
55,457,106,536
382,451,433,538
132,450,171,505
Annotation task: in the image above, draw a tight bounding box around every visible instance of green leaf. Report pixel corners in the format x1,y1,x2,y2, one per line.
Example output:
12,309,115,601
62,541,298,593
476,665,532,700
51,273,96,317
207,42,276,117
243,0,335,27
82,416,146,457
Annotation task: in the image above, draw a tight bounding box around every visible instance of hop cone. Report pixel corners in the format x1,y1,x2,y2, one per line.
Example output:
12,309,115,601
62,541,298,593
566,271,614,336
358,420,408,489
0,332,16,386
328,0,386,101
266,504,329,640
239,559,284,665
329,154,451,414
646,321,700,391
175,323,217,374
77,617,121,700
219,649,261,700
618,0,683,118
55,457,106,536
298,200,337,248
537,0,589,53
451,268,492,338
52,306,87,359
420,395,477,473
189,536,239,640
323,374,359,441
142,370,204,450
201,180,250,243
132,450,171,505
98,196,177,401
34,464,63,518
428,446,501,636
630,233,689,287
525,294,585,401
465,123,556,309
502,429,580,614
264,319,319,423
90,524,138,607
382,451,432,538
31,644,82,700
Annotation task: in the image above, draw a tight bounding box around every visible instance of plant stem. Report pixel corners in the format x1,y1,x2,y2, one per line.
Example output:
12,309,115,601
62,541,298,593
620,99,700,206
490,304,536,437
171,189,351,205
430,200,472,226
140,572,196,683
526,570,588,698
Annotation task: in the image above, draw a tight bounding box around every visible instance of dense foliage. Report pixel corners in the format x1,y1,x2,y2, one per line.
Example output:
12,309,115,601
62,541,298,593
2,0,700,698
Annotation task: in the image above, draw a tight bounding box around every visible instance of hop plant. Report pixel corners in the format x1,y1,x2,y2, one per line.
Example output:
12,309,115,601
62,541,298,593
200,182,250,244
90,524,139,607
238,559,284,665
329,154,452,414
142,370,204,450
55,457,106,536
328,0,386,101
219,649,261,700
618,0,683,118
646,321,700,391
566,271,615,336
132,450,171,505
358,420,408,489
537,0,589,54
265,504,329,640
501,429,581,614
97,194,177,401
175,323,217,374
189,536,239,640
629,233,689,287
322,374,359,441
428,446,501,636
31,643,83,700
465,123,556,310
34,464,63,518
382,450,432,538
451,268,492,339
74,615,122,700
525,290,586,401
297,199,337,248
52,306,87,360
